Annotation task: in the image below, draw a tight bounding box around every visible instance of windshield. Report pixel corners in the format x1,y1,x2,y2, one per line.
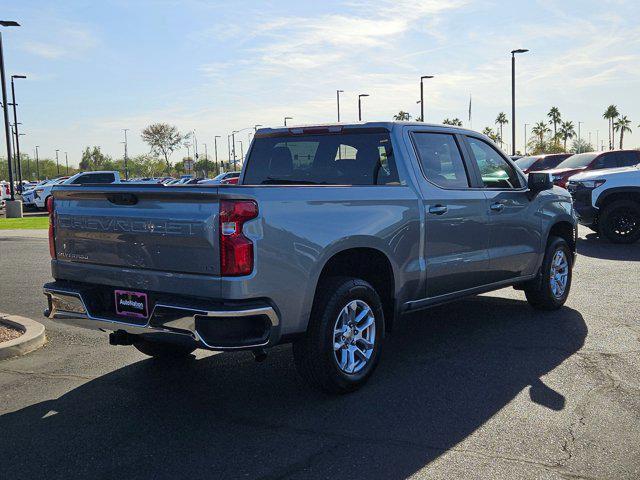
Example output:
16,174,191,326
557,153,599,169
515,156,540,170
243,131,400,185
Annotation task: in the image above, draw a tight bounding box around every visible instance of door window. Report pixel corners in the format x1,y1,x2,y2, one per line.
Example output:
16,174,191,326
466,137,521,189
412,133,469,188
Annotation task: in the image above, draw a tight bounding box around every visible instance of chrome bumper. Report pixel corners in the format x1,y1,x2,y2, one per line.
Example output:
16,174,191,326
44,285,279,350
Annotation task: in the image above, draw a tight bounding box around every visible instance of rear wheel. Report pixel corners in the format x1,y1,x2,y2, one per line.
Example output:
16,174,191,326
524,236,573,310
600,200,640,244
133,339,196,358
293,276,384,394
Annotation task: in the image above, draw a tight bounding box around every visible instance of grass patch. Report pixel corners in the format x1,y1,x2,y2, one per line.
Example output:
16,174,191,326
0,216,49,230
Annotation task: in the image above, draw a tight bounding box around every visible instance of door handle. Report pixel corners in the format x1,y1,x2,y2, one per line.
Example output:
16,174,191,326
428,205,448,215
490,202,505,212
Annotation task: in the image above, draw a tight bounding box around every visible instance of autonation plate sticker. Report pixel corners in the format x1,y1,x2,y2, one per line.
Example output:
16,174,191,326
114,290,149,319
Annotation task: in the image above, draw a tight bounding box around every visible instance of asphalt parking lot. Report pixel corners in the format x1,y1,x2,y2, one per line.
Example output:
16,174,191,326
0,229,638,480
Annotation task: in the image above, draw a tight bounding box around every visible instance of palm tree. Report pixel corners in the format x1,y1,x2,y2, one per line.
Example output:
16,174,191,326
558,121,576,152
495,112,508,147
603,105,619,150
482,127,500,143
531,121,551,144
548,107,562,140
393,111,411,121
443,118,463,126
614,115,632,149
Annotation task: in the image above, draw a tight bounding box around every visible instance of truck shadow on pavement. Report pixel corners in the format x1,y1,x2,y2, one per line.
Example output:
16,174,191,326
577,235,640,261
1,295,586,480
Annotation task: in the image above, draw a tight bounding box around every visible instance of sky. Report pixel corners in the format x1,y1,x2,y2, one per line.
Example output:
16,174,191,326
4,0,640,167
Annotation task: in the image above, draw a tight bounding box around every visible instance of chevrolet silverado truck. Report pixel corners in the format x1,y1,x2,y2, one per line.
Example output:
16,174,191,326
43,122,577,393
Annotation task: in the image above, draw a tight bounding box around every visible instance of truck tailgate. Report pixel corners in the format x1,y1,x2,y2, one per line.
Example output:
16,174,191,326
52,185,220,276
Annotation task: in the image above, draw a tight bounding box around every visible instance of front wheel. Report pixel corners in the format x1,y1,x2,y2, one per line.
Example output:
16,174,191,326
293,277,384,394
600,200,640,244
524,236,573,310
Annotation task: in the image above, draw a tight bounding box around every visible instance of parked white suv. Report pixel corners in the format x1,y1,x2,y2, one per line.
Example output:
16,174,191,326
568,164,640,243
29,171,120,210
0,181,10,208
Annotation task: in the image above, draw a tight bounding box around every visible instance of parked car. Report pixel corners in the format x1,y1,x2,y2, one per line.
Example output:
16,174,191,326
43,122,577,393
199,172,241,185
32,171,120,209
515,153,572,174
0,181,10,208
567,164,640,243
538,150,640,188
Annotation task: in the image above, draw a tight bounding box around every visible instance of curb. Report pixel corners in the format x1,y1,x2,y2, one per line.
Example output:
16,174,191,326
0,313,47,360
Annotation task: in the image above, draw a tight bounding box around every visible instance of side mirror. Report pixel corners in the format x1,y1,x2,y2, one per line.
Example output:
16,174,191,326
527,172,553,199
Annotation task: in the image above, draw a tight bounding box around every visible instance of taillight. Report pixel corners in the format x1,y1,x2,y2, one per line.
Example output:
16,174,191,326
219,200,258,276
47,196,56,258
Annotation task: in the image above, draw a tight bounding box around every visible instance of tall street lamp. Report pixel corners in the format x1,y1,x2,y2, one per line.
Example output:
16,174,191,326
577,121,583,153
231,131,238,169
358,94,369,122
122,128,129,180
11,74,26,187
524,123,529,155
55,149,60,175
336,90,344,122
65,151,69,174
214,135,220,174
284,116,292,126
511,48,529,156
420,75,433,122
35,145,39,180
0,20,20,203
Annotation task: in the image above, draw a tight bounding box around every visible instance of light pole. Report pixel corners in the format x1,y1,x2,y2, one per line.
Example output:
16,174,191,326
231,131,238,169
238,140,244,162
358,94,369,122
10,74,26,188
596,130,599,151
420,75,433,122
55,149,60,175
0,20,20,203
284,116,292,126
336,90,344,122
214,135,220,174
577,122,583,153
65,151,69,174
122,128,129,180
35,145,39,180
227,135,231,171
524,123,529,155
511,48,529,156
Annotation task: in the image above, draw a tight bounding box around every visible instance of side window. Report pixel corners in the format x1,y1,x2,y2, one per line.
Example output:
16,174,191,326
466,137,521,189
617,151,639,167
412,133,469,188
73,173,115,184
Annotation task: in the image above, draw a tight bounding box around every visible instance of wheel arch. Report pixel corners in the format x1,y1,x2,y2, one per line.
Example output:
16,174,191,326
595,187,640,209
311,244,398,332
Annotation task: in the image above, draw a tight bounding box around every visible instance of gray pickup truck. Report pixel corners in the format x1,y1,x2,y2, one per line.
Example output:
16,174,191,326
43,122,577,393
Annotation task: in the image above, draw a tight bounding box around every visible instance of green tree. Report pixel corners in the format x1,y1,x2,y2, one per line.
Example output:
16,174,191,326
603,105,619,150
79,146,114,171
495,112,508,147
141,123,190,170
614,115,632,149
443,118,463,126
547,107,562,140
482,127,500,143
531,121,551,144
571,138,594,153
393,111,411,121
558,121,576,152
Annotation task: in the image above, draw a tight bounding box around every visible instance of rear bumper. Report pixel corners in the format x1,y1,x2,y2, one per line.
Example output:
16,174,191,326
43,281,280,351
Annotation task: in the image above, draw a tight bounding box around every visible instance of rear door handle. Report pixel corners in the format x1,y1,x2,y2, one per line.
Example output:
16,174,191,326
428,205,448,215
490,202,505,212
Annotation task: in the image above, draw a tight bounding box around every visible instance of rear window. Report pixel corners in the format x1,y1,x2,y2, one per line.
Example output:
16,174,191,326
514,156,541,171
67,173,115,185
557,153,599,169
243,132,400,185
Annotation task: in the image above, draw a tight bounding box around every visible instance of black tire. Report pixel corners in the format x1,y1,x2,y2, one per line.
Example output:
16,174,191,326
293,276,385,394
600,200,640,244
133,339,196,358
525,236,573,310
